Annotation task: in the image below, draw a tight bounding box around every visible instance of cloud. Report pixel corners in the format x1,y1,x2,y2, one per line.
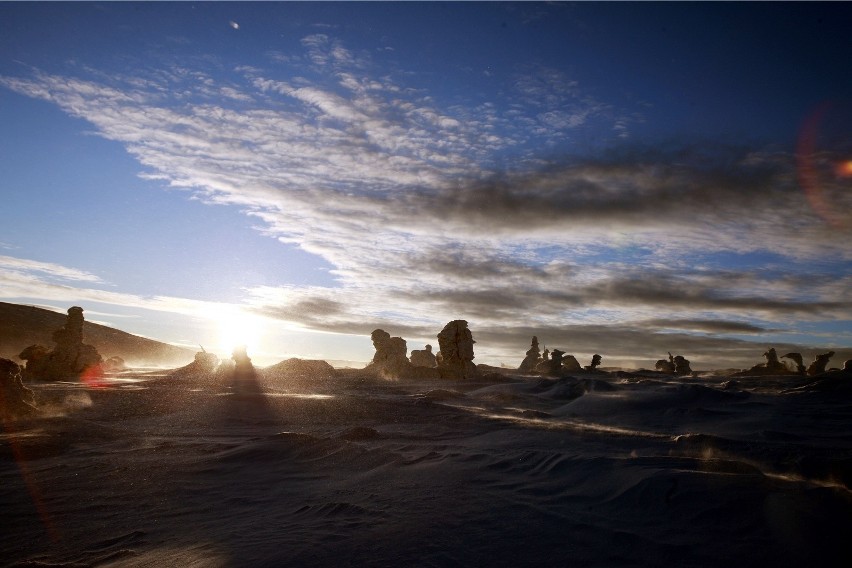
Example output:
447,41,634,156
0,256,229,320
1,34,849,367
0,255,103,283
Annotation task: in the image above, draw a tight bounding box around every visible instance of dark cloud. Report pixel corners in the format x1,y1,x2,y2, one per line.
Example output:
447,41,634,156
388,143,805,235
638,319,770,334
412,249,558,283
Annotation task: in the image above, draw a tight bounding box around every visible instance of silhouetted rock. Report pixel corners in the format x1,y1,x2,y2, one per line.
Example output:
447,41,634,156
19,344,49,378
229,344,264,395
807,351,834,376
437,320,478,380
19,306,103,381
734,347,795,376
653,352,690,374
361,330,441,380
519,336,542,373
585,354,602,371
674,355,692,375
655,353,676,374
561,354,582,373
542,348,550,361
781,352,806,374
410,344,438,368
0,358,38,419
170,350,220,381
536,349,566,376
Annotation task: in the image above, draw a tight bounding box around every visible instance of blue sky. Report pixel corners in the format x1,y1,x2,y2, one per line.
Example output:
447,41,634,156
1,2,850,368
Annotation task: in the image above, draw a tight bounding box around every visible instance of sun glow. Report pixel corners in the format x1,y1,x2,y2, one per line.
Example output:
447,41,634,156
216,308,266,359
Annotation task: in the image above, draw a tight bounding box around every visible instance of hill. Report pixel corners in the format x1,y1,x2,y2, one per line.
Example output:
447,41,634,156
0,302,194,367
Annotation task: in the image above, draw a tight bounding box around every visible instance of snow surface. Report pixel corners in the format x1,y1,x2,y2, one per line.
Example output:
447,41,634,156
2,370,851,567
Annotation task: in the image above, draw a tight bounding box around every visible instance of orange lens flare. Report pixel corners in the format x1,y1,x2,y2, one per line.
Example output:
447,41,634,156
81,364,106,389
796,101,852,228
835,160,852,178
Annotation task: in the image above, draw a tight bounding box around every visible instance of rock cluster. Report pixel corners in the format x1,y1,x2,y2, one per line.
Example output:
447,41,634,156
436,320,478,380
19,306,103,381
654,352,691,375
536,349,566,376
735,347,796,376
0,358,38,419
410,344,438,368
363,322,478,380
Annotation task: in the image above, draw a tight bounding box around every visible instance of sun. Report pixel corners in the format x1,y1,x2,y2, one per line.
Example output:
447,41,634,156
216,308,266,358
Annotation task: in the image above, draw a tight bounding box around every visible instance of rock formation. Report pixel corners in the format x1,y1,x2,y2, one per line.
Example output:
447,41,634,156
366,329,413,379
229,344,262,394
781,352,806,374
436,320,478,380
0,358,38,419
542,348,550,361
536,349,566,376
19,306,103,381
169,349,220,381
263,358,338,381
585,354,602,371
807,351,835,376
673,355,692,375
561,354,582,373
410,344,438,368
655,353,676,374
519,336,542,373
734,347,794,376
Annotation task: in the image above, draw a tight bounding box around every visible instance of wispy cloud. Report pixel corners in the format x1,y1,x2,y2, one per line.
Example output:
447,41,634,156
0,255,104,283
1,34,849,367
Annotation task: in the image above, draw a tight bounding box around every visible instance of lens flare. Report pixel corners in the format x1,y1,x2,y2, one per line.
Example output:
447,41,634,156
835,160,852,178
796,101,852,227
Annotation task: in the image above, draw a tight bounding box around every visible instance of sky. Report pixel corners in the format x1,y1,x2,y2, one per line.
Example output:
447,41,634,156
1,2,851,369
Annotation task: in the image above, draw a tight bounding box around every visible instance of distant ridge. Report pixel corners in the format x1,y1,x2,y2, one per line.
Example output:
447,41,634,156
0,302,194,367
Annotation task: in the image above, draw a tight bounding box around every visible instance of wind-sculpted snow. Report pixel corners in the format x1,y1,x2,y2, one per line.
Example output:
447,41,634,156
1,369,851,566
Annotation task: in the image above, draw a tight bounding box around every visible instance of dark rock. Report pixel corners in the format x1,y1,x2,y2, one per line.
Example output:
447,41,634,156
365,329,413,379
436,320,478,379
19,306,103,381
518,336,541,373
170,350,220,381
0,358,38,419
807,351,835,376
536,349,566,376
733,347,797,376
585,354,602,371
